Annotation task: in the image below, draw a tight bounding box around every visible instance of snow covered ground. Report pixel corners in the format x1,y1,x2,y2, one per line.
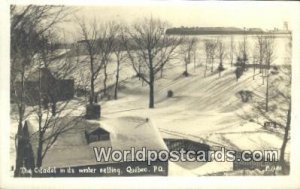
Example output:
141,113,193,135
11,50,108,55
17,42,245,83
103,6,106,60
97,61,290,175
10,37,291,176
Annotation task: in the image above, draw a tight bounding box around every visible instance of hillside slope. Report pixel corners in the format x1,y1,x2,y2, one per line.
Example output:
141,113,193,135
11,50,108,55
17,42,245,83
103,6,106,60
101,61,289,153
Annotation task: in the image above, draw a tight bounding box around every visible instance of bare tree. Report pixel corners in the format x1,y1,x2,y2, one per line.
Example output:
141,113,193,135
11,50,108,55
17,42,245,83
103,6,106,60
216,38,226,77
238,31,249,70
180,37,198,77
193,46,197,72
124,17,183,108
234,32,249,82
278,34,292,174
70,39,90,102
251,53,258,80
256,35,266,74
263,35,276,112
256,64,290,174
22,29,80,169
229,35,235,67
280,101,291,174
240,35,291,174
10,5,71,176
113,26,128,100
97,22,120,97
76,18,101,104
29,66,81,168
204,39,217,77
239,66,290,174
210,40,217,73
204,40,210,77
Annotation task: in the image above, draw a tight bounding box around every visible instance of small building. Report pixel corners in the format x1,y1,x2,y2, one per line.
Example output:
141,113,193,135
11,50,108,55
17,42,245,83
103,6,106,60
85,127,110,144
13,67,74,106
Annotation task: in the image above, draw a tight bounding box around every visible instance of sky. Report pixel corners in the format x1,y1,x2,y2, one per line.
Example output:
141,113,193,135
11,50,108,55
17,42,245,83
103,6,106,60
75,2,293,28
59,1,296,41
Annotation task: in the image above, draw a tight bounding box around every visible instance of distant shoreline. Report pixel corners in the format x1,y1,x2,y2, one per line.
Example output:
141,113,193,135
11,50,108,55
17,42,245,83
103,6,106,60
165,27,292,36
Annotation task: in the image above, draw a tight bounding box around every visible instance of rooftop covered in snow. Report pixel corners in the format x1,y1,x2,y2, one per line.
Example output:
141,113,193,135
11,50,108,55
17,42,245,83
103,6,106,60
26,116,167,168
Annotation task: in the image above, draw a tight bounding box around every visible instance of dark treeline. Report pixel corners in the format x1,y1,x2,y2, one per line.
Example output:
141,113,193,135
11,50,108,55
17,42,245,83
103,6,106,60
166,27,291,35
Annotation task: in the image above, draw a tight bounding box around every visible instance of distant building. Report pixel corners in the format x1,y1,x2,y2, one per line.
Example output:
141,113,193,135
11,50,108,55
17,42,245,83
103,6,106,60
248,28,263,32
14,67,74,105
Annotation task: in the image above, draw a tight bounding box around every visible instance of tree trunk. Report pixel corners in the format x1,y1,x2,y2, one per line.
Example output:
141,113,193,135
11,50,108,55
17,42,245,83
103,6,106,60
280,102,291,174
36,140,43,167
265,73,269,112
36,70,44,168
14,65,26,177
138,63,141,80
148,48,155,109
185,52,189,76
114,60,120,100
36,116,44,167
90,56,95,105
185,60,188,76
51,101,56,116
259,59,262,73
259,49,263,73
262,69,265,85
149,82,154,108
149,61,155,108
103,62,108,96
14,121,24,177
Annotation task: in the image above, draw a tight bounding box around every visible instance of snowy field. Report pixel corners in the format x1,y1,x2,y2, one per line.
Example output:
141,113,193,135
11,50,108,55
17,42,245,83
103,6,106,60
10,35,291,176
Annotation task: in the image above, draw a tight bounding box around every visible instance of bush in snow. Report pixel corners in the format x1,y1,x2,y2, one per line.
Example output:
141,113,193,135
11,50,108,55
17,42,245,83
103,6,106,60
182,71,189,77
235,66,244,81
167,90,174,98
238,90,253,103
218,63,225,72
